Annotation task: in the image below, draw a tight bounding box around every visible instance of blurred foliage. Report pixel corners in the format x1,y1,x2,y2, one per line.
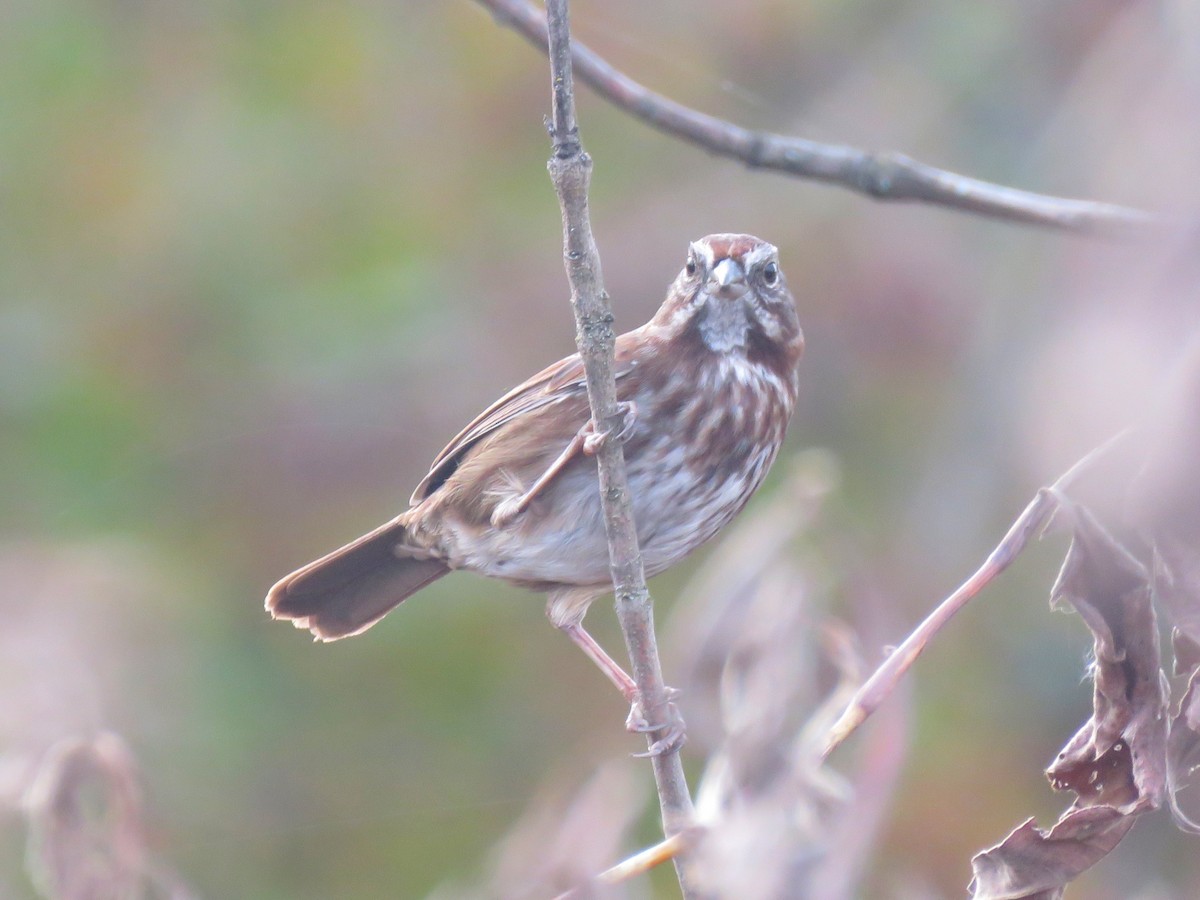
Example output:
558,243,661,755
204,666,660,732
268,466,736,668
2,0,1200,897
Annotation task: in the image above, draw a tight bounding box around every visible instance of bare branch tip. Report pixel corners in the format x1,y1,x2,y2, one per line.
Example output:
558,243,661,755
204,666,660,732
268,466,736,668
480,0,1159,236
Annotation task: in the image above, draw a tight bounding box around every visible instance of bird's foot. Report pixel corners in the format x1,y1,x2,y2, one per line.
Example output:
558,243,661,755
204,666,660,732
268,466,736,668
625,686,686,757
582,401,638,455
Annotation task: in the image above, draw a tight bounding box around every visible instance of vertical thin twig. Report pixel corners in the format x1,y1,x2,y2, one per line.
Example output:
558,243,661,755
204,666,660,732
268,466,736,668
542,0,698,894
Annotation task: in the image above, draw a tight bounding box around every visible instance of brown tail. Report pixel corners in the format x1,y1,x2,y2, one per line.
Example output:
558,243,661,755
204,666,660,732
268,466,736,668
266,517,449,641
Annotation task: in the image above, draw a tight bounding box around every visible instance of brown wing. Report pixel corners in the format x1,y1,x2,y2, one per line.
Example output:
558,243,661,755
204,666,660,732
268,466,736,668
410,335,641,504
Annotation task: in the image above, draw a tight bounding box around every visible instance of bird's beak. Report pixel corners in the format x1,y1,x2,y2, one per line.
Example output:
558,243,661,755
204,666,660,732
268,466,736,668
710,258,745,291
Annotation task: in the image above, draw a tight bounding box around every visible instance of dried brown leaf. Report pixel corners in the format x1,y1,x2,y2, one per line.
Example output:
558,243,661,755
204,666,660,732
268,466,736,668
1045,505,1165,813
971,504,1165,898
971,808,1135,900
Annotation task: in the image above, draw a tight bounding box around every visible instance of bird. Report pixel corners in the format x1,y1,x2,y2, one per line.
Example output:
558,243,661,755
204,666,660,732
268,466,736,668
266,233,804,751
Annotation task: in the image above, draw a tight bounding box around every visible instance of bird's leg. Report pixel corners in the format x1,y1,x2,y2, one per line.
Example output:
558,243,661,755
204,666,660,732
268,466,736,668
490,401,638,528
548,592,685,756
560,620,639,700
491,431,585,527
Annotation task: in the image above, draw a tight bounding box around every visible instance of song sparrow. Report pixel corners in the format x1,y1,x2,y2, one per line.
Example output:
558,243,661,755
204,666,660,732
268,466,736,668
267,233,804,750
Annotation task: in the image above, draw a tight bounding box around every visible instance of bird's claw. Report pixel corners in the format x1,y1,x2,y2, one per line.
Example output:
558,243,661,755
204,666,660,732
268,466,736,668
582,401,638,455
625,688,686,757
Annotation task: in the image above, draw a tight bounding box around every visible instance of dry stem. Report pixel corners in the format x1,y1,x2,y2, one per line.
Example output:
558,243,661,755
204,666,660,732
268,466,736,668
823,431,1131,759
481,0,1162,237
543,0,697,894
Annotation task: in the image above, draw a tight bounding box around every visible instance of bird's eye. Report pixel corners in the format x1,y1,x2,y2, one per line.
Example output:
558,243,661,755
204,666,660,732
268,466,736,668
685,257,698,277
761,261,779,286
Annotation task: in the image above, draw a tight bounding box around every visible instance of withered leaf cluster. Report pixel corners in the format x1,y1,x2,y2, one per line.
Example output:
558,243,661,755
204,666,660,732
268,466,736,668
971,344,1200,899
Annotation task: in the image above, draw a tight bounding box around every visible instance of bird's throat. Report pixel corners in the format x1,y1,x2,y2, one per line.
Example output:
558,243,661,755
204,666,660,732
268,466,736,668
696,295,751,353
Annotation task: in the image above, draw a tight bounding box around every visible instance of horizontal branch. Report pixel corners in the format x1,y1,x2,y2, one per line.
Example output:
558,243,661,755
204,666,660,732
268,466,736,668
479,0,1162,238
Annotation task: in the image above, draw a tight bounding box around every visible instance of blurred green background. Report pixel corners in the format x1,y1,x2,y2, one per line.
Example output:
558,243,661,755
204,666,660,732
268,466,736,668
3,0,1199,896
